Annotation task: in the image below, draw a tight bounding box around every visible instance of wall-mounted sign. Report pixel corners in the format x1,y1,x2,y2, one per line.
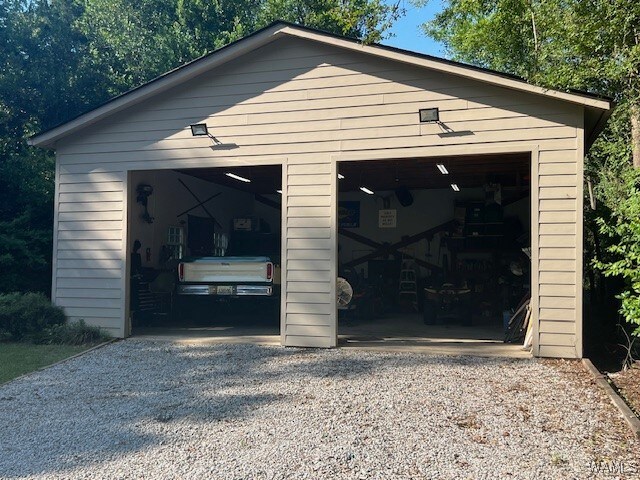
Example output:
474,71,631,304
338,201,360,228
379,209,397,228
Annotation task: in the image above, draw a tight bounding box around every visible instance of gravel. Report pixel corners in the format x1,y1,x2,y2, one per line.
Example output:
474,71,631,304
0,340,638,479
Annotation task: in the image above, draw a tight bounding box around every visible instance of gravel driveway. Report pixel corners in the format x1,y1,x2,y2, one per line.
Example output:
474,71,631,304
1,340,638,479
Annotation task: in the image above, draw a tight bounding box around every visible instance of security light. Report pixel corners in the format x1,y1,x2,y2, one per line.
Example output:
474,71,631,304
190,123,209,136
419,108,440,123
190,123,224,145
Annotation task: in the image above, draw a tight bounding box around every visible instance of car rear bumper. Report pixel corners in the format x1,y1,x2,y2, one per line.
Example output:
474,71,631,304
177,284,273,296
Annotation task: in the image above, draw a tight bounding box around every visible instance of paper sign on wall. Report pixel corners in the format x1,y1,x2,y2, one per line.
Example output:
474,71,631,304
338,201,360,228
378,209,397,228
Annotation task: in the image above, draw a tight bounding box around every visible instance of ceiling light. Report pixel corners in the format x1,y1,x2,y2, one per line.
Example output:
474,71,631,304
338,174,345,179
451,183,460,192
419,107,440,123
277,189,282,194
360,186,374,195
225,172,251,183
190,123,209,136
436,163,449,175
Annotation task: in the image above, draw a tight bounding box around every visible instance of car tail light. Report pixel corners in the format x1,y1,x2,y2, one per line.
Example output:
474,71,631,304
178,263,184,281
266,262,273,280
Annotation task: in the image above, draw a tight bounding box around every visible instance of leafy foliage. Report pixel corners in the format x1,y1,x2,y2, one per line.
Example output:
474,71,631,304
418,0,640,337
419,0,640,97
0,292,109,344
594,167,640,337
0,0,98,294
0,292,66,341
76,0,401,94
33,319,111,345
0,214,52,293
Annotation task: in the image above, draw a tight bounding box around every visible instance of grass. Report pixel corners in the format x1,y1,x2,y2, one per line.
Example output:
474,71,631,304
0,342,96,384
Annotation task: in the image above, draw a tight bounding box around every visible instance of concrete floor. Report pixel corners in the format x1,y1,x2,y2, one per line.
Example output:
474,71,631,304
134,313,530,358
339,314,530,358
134,325,281,346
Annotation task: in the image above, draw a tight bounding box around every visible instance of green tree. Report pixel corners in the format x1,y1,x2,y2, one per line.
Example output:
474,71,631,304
418,0,640,338
256,0,400,43
0,0,100,294
77,0,189,95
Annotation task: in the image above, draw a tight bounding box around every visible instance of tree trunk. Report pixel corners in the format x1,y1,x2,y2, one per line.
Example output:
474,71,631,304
632,103,640,168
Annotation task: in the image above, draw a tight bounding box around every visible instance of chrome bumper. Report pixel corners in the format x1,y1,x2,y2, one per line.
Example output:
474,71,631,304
177,284,273,296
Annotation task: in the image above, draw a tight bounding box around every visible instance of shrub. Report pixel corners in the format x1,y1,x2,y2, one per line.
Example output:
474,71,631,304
595,166,640,339
0,292,66,341
34,320,110,346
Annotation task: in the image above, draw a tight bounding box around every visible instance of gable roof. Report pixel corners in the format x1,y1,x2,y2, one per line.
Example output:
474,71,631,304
29,21,612,149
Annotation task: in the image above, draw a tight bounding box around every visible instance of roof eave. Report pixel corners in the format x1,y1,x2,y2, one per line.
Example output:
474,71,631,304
586,104,615,150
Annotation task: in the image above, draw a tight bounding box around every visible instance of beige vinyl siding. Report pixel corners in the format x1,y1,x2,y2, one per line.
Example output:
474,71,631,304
56,40,580,162
281,160,336,348
538,345,578,357
53,167,126,337
536,145,581,357
52,36,585,354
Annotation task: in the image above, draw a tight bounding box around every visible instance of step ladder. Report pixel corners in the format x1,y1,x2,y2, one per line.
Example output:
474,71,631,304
398,254,418,311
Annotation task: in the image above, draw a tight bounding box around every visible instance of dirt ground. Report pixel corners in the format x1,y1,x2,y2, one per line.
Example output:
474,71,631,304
608,361,640,417
544,358,640,443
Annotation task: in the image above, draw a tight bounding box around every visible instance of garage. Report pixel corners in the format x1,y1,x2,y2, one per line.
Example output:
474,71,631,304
128,165,283,331
336,154,531,347
29,21,611,357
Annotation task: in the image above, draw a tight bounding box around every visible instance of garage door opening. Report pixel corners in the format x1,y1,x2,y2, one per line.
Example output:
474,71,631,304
337,153,532,353
127,164,282,338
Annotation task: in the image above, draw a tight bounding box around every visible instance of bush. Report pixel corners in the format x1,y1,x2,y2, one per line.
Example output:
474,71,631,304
33,319,110,346
0,292,66,341
595,166,640,339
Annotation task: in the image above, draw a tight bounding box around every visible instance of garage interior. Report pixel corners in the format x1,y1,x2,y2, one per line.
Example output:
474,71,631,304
128,153,532,352
128,164,283,335
337,153,532,351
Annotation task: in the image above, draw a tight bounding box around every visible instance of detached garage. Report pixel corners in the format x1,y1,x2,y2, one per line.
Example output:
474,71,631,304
29,22,611,358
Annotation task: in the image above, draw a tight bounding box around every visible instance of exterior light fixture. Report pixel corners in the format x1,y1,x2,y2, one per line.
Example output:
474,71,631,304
436,163,449,175
190,123,222,144
338,174,345,179
190,123,209,136
360,186,375,195
225,172,251,183
451,183,460,192
419,108,440,123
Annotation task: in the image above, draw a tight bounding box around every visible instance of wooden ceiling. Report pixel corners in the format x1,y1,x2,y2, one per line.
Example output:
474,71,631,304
177,152,530,194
